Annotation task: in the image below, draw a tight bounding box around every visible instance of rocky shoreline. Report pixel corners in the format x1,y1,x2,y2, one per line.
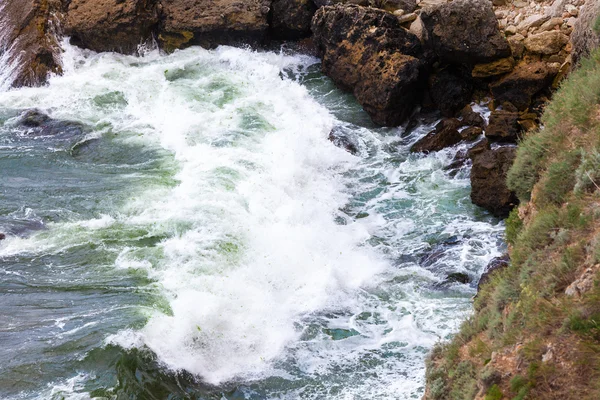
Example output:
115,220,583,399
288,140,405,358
3,0,600,397
3,0,594,218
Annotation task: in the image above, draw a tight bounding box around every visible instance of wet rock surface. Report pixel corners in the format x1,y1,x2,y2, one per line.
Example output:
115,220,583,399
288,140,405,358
0,0,63,87
312,4,426,126
410,118,463,153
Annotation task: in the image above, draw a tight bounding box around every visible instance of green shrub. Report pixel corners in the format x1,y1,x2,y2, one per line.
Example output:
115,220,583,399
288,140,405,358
507,133,549,202
536,151,580,208
575,149,600,194
506,208,523,246
485,384,503,400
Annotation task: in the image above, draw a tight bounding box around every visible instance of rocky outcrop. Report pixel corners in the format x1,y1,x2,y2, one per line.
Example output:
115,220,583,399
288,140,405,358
0,0,63,87
65,0,159,53
420,0,511,65
490,62,558,111
312,4,426,126
470,144,519,217
270,0,317,40
158,0,272,49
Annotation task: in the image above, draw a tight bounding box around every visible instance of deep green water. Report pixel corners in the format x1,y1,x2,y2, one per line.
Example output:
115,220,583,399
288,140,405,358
0,44,504,399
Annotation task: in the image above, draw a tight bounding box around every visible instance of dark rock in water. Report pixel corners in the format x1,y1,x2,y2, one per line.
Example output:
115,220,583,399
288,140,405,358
460,126,483,141
312,4,427,126
478,254,510,292
466,138,490,158
0,233,5,241
410,118,462,153
420,0,511,65
16,110,86,139
270,0,317,40
446,272,471,284
158,0,271,50
428,66,474,118
420,235,461,268
485,110,521,143
403,111,442,137
328,126,360,155
470,145,519,217
490,62,558,111
444,148,470,176
459,105,486,128
65,0,159,53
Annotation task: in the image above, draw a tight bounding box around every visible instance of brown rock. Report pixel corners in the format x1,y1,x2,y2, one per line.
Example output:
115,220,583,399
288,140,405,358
490,62,558,110
271,0,317,40
312,5,426,126
65,0,158,53
472,57,515,78
0,0,63,87
460,106,486,127
470,145,519,217
538,17,564,32
420,0,511,65
428,66,474,117
486,110,521,142
410,118,463,153
508,35,526,59
460,126,483,141
159,0,271,49
524,31,569,54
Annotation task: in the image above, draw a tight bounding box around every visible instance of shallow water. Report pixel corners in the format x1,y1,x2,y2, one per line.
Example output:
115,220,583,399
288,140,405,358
0,43,504,399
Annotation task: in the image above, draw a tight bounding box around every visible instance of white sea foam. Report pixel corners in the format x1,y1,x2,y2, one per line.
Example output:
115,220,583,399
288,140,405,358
0,42,504,399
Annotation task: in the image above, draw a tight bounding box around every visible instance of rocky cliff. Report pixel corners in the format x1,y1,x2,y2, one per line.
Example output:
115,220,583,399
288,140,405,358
424,2,600,398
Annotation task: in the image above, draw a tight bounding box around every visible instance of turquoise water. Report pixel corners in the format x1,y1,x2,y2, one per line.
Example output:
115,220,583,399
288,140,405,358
0,43,504,399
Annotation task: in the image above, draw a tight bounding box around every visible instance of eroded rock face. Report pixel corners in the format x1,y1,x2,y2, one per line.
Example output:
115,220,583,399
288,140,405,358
490,62,558,111
420,0,511,65
470,144,519,217
0,0,63,87
159,0,271,49
571,0,600,65
312,4,426,126
65,0,159,53
270,0,317,40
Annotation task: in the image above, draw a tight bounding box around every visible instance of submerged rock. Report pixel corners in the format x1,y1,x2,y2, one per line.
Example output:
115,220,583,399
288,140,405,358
16,110,86,139
0,233,5,241
328,125,360,155
312,4,427,126
420,0,511,65
470,144,519,217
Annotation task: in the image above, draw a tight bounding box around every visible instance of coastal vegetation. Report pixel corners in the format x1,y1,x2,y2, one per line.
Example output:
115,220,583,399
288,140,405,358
425,48,600,400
